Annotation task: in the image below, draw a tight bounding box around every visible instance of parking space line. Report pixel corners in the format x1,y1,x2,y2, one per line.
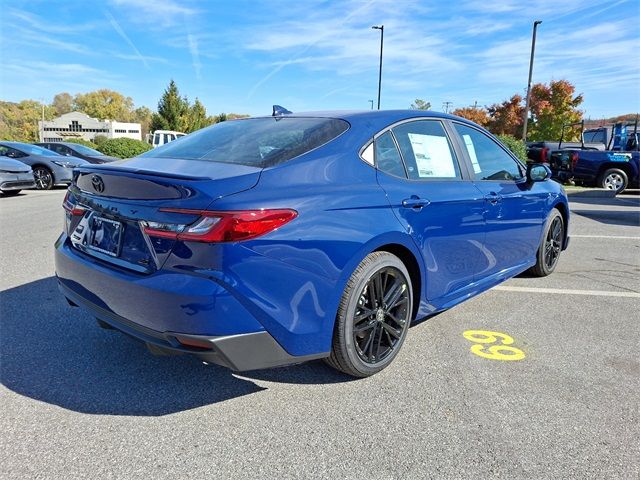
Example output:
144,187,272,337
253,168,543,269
494,285,640,298
570,235,640,240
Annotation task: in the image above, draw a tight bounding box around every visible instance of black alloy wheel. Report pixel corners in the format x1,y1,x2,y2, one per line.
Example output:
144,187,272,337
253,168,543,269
544,216,563,271
352,266,410,365
326,251,413,377
33,167,53,190
529,208,564,277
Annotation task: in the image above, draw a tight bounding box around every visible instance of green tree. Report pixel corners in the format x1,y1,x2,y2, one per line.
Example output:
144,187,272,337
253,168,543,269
496,134,527,162
73,89,135,121
151,80,189,132
185,98,208,132
451,106,489,126
487,95,524,138
52,92,74,116
527,80,584,141
409,99,431,110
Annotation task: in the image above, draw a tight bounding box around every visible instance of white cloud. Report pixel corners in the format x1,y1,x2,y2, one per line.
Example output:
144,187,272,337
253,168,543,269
104,10,150,69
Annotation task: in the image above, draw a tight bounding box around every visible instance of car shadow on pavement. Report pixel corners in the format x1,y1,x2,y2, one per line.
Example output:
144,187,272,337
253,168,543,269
570,209,640,227
0,277,352,417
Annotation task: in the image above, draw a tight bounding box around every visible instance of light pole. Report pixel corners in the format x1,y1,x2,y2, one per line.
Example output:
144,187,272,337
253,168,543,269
372,25,384,110
522,20,542,142
368,100,374,110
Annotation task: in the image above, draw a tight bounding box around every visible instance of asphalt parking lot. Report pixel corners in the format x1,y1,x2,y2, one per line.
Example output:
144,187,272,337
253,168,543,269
1,189,639,479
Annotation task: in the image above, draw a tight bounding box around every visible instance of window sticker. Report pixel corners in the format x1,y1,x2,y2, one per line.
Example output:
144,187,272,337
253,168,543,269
407,133,456,178
462,134,482,174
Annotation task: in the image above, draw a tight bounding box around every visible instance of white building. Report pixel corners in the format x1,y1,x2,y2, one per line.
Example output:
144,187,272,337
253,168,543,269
39,111,142,142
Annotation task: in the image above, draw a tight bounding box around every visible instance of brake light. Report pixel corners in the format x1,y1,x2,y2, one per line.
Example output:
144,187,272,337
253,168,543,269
142,209,298,243
541,147,549,163
62,191,86,216
570,152,579,170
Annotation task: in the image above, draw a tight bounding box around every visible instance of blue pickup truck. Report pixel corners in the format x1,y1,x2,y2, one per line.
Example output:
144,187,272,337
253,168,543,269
549,121,639,193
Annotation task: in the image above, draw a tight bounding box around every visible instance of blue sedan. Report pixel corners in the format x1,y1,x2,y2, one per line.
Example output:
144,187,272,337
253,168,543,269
55,110,569,377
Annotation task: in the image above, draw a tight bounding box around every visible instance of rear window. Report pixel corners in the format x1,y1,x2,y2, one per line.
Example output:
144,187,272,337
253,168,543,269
141,117,349,167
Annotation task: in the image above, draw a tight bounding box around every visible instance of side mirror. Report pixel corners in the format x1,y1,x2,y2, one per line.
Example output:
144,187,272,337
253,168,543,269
527,163,551,183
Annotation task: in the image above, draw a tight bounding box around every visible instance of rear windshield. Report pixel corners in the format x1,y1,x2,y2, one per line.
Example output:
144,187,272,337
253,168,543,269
69,144,102,156
141,117,349,167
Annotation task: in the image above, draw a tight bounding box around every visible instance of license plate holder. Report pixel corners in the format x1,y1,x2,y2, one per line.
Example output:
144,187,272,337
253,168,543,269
87,215,123,257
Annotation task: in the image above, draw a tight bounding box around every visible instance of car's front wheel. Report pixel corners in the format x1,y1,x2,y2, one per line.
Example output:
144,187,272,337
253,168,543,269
33,166,54,190
529,208,564,277
326,251,413,377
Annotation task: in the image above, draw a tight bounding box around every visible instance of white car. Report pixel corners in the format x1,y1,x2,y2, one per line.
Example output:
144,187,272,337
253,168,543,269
0,158,36,196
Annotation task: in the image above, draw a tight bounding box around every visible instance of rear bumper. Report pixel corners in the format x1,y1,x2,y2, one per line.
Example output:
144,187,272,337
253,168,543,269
55,234,329,370
58,278,326,371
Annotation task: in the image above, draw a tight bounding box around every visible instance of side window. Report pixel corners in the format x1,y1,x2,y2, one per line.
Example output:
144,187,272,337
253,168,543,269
454,124,523,181
51,144,65,155
374,131,406,178
391,120,461,180
7,148,25,158
0,146,8,156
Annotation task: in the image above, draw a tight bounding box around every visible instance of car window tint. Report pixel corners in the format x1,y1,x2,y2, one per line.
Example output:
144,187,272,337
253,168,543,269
375,131,406,178
454,124,523,181
391,120,460,180
142,118,349,168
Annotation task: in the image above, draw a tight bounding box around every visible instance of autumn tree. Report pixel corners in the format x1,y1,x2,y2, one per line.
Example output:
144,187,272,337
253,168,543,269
486,95,524,138
52,93,74,116
133,106,153,138
451,106,489,126
527,79,583,141
0,100,55,142
74,89,135,121
151,80,189,132
409,99,431,110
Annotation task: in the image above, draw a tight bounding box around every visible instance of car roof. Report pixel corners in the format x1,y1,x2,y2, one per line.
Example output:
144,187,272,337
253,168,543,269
253,109,460,121
1,141,33,147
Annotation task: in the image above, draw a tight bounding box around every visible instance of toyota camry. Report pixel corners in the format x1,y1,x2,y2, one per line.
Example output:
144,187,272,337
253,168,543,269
55,109,569,377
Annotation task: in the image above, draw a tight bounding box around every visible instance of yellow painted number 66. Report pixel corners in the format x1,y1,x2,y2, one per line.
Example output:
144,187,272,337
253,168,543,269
462,330,525,361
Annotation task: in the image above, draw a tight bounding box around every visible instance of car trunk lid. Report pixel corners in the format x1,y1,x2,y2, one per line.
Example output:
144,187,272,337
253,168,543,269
66,157,260,273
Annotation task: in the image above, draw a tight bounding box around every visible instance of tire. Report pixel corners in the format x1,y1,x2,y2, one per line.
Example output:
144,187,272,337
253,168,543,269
33,166,54,190
599,168,628,193
326,251,413,377
529,208,564,277
1,190,20,196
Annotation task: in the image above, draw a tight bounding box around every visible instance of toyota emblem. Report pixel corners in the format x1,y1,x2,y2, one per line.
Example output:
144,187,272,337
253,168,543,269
91,175,105,193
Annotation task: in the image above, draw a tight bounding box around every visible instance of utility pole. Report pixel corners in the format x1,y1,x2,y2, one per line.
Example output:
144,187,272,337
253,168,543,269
371,25,384,110
522,20,542,141
368,100,374,110
443,101,453,114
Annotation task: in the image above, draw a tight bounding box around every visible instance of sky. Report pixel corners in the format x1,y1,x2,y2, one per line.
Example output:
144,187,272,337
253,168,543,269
1,0,639,119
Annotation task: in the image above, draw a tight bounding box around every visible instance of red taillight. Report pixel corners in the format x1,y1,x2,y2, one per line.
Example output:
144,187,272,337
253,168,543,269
570,152,579,170
541,147,549,163
62,191,86,216
142,209,298,243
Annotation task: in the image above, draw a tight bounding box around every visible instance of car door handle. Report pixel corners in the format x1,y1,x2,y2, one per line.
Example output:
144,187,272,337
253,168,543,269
484,193,503,205
401,197,430,209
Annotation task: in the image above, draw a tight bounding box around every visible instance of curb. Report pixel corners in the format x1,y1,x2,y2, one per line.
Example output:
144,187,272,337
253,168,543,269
565,188,617,198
